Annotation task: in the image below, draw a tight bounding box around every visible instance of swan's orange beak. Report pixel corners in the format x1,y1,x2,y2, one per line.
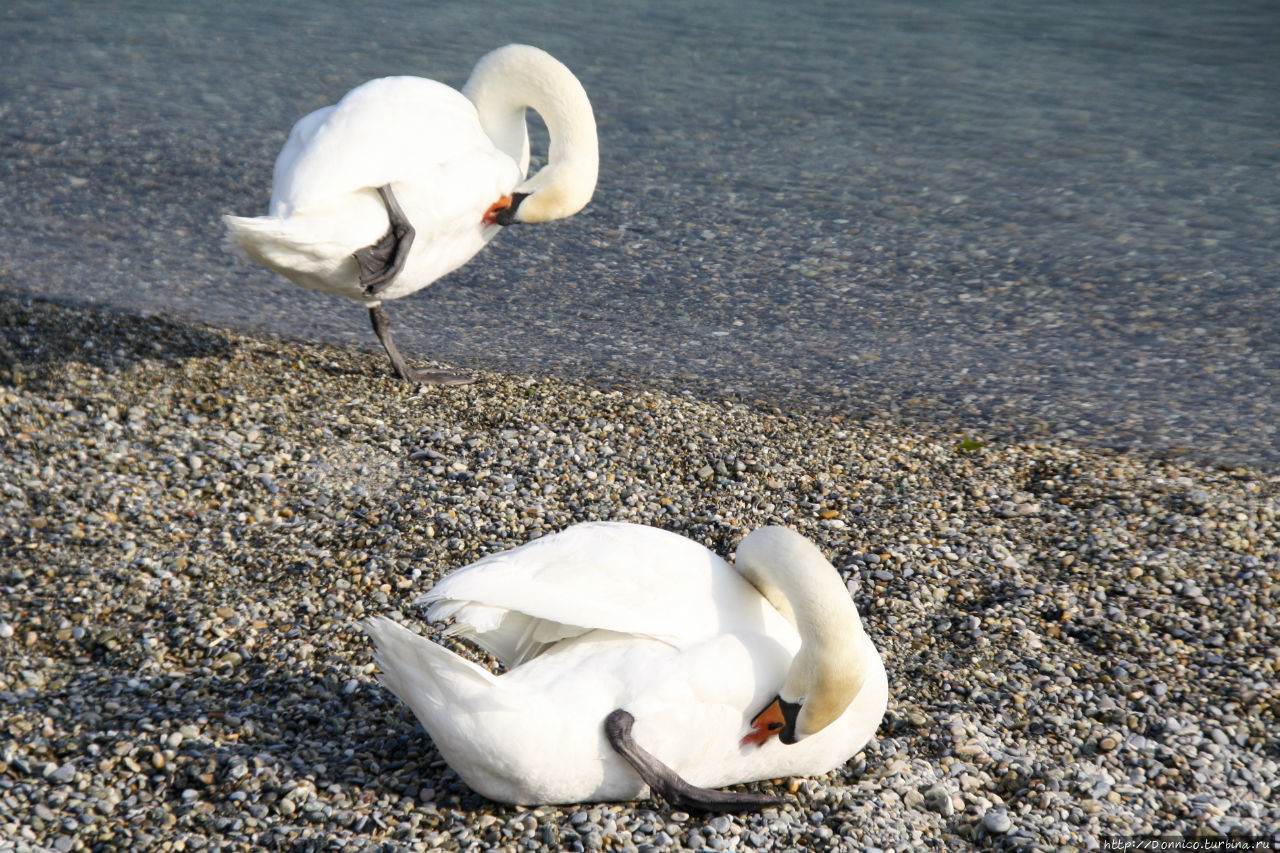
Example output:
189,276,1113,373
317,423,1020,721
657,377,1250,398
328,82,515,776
483,195,514,226
742,697,787,748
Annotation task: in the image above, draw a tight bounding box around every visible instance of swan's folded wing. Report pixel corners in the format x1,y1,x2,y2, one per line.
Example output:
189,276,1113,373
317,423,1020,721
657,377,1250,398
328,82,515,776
419,522,770,667
270,76,510,218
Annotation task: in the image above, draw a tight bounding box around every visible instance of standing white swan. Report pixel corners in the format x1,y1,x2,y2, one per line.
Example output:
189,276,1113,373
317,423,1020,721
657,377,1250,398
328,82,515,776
364,522,888,810
224,45,598,385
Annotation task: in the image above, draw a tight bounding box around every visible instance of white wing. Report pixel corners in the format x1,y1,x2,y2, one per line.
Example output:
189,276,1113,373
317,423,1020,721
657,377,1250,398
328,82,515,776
268,76,518,218
421,522,783,667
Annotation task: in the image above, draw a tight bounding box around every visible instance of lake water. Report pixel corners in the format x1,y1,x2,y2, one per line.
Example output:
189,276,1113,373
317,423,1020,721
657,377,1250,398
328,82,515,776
2,0,1277,468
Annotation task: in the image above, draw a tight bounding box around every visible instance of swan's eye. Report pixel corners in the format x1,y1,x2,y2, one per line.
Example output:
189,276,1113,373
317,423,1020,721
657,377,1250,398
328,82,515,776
767,722,783,732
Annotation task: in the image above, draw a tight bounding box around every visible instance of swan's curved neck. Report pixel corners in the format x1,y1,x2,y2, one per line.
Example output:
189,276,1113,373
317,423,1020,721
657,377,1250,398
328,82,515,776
735,527,867,739
462,45,598,223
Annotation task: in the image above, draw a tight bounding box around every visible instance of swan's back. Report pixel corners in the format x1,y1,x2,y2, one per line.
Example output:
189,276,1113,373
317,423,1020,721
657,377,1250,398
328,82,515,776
422,522,789,667
269,76,516,218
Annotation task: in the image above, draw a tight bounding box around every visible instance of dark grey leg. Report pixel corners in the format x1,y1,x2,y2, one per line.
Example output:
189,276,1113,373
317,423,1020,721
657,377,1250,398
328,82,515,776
355,185,416,297
604,710,788,813
368,306,474,386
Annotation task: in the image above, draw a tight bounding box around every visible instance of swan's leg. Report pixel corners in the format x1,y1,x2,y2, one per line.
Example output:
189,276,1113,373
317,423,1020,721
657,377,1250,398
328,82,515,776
367,305,474,386
355,185,416,297
604,709,788,814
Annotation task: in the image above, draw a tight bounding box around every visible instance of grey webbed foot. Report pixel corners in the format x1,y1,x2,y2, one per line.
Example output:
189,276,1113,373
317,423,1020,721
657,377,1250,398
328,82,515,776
604,709,789,814
355,185,416,296
368,305,474,386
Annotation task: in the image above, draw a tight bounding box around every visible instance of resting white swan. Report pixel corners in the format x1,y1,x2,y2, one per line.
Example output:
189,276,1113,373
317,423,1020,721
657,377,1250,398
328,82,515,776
364,522,887,810
224,45,598,385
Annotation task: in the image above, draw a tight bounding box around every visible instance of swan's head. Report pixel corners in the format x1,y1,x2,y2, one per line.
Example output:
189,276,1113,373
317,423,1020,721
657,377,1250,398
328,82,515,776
735,526,868,748
481,150,597,226
481,143,597,225
742,650,865,747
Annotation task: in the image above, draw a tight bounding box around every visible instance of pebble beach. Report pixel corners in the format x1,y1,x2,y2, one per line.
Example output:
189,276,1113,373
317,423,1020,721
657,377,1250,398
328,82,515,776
1,293,1277,851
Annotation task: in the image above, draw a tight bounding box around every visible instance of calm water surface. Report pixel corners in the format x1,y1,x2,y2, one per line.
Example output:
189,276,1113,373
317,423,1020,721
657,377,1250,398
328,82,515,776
2,1,1277,467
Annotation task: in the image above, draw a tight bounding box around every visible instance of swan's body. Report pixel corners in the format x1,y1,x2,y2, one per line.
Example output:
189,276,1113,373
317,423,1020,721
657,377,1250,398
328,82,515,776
365,522,887,808
224,45,597,385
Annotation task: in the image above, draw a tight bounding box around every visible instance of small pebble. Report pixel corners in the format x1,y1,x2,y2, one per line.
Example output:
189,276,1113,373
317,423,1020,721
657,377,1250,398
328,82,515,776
923,785,955,817
981,811,1012,835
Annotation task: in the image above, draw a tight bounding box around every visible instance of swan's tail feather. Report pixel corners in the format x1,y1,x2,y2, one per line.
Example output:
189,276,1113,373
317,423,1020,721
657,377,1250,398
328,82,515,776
223,213,285,262
363,616,497,715
222,213,353,280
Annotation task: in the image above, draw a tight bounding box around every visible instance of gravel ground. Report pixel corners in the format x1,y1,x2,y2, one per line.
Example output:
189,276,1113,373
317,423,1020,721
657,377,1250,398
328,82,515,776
1,294,1277,851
